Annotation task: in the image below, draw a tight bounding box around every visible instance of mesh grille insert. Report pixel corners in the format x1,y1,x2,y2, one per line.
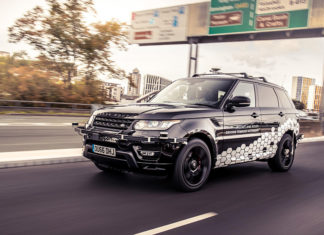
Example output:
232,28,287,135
93,112,137,130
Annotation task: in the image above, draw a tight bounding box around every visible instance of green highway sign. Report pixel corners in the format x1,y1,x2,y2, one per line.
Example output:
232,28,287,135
209,0,311,35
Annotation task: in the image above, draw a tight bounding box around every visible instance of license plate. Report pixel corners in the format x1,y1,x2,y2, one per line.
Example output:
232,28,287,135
92,144,116,157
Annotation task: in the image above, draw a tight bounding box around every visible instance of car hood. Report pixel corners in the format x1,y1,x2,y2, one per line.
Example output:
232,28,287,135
94,103,222,120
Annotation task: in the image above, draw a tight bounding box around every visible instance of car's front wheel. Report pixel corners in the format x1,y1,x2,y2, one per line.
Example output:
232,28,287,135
268,133,295,172
173,138,212,192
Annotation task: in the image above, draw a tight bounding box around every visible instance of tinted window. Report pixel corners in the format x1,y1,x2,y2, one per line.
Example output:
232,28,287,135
150,78,234,107
231,82,255,107
257,85,279,107
276,89,294,108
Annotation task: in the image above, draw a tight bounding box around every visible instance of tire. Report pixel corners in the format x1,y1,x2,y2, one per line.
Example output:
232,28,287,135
268,133,295,172
173,138,212,192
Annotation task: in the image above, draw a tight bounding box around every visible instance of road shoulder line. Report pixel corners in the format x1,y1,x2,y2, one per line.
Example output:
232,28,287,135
134,212,217,235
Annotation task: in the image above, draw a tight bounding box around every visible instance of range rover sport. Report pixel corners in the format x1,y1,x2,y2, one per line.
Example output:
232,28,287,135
74,71,303,191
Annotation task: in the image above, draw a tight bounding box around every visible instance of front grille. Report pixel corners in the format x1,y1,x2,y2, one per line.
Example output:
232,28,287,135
93,112,137,130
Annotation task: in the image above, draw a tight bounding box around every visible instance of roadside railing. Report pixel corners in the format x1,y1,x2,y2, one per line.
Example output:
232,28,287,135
0,99,93,114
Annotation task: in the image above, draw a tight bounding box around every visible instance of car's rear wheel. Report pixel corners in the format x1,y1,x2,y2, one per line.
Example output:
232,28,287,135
173,138,211,192
268,133,295,172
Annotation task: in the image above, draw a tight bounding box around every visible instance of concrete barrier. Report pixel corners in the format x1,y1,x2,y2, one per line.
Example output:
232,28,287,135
300,120,323,138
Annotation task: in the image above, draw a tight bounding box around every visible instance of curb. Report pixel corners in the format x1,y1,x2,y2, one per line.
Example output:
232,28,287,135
0,156,89,169
300,136,324,143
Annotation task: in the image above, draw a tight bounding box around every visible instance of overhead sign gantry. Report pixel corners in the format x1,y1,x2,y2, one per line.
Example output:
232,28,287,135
129,0,324,133
130,5,189,44
130,0,324,75
209,0,310,34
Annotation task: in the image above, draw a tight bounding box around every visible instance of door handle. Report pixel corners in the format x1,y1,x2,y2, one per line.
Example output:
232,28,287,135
278,112,285,117
251,112,259,118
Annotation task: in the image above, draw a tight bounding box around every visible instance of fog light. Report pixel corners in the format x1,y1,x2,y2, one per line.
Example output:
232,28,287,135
140,151,155,157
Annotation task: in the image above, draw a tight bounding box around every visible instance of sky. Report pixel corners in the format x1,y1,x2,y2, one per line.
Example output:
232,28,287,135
1,0,324,95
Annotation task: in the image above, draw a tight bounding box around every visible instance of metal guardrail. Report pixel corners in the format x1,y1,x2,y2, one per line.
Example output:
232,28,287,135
0,92,160,114
0,99,93,114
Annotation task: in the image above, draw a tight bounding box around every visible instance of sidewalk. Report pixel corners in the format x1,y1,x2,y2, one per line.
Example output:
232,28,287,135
0,148,87,168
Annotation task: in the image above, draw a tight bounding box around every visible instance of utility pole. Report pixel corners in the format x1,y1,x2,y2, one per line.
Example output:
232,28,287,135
187,38,199,77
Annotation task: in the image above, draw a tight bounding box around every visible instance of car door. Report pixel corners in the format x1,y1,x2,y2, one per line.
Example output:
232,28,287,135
275,88,298,124
256,84,282,157
220,81,262,165
274,88,299,141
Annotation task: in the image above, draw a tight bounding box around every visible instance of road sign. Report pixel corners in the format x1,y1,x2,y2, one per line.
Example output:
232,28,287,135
209,0,311,35
130,5,188,44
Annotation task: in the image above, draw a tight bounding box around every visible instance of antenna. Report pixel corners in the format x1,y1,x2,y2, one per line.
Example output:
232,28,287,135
210,68,221,73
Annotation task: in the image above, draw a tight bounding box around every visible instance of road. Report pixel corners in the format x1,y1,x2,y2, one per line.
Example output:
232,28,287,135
1,146,324,233
1,116,324,234
0,115,86,152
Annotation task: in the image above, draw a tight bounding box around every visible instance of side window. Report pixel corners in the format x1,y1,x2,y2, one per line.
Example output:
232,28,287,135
231,82,255,107
276,89,294,108
257,85,279,107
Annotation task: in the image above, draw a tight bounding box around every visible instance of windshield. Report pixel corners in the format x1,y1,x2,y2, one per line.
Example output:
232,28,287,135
149,78,234,107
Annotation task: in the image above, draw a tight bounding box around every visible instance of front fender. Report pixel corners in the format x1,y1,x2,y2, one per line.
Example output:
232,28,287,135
180,118,223,161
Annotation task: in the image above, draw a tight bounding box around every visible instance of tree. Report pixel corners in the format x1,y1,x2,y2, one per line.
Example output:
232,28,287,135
0,54,107,103
0,52,30,98
8,0,128,87
0,53,64,101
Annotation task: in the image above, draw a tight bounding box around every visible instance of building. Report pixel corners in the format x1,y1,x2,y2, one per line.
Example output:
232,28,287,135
103,82,124,102
321,63,324,134
307,85,322,111
0,51,9,57
143,74,171,95
291,76,316,107
127,68,141,97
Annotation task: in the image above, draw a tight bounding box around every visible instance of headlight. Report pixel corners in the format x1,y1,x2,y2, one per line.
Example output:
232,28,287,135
134,120,181,130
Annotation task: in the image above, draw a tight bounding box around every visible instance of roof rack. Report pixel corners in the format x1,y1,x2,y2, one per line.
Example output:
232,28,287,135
192,68,268,83
248,76,268,82
192,72,248,78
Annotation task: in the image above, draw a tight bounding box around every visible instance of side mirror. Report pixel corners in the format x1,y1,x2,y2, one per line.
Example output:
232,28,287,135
226,96,250,110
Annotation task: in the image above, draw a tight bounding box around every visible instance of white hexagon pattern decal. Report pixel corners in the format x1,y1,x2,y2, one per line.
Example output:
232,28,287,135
215,118,299,168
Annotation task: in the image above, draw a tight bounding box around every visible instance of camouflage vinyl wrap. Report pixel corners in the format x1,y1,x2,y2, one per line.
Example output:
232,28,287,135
215,118,299,168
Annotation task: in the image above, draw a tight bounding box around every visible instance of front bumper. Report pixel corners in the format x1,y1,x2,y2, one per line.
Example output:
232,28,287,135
76,126,187,175
296,133,304,145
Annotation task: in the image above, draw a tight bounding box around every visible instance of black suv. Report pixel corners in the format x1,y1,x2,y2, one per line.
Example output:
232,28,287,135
75,71,303,191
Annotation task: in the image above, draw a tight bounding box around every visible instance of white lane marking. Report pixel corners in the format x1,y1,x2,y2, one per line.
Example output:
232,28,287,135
0,148,82,162
134,212,218,235
301,136,324,143
0,123,72,127
0,142,79,146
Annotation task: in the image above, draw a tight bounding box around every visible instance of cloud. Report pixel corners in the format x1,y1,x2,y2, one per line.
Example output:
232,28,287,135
232,54,276,69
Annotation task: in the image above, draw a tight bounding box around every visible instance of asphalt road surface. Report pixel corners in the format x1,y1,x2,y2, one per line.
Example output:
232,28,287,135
1,140,324,235
0,115,85,152
0,126,82,152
